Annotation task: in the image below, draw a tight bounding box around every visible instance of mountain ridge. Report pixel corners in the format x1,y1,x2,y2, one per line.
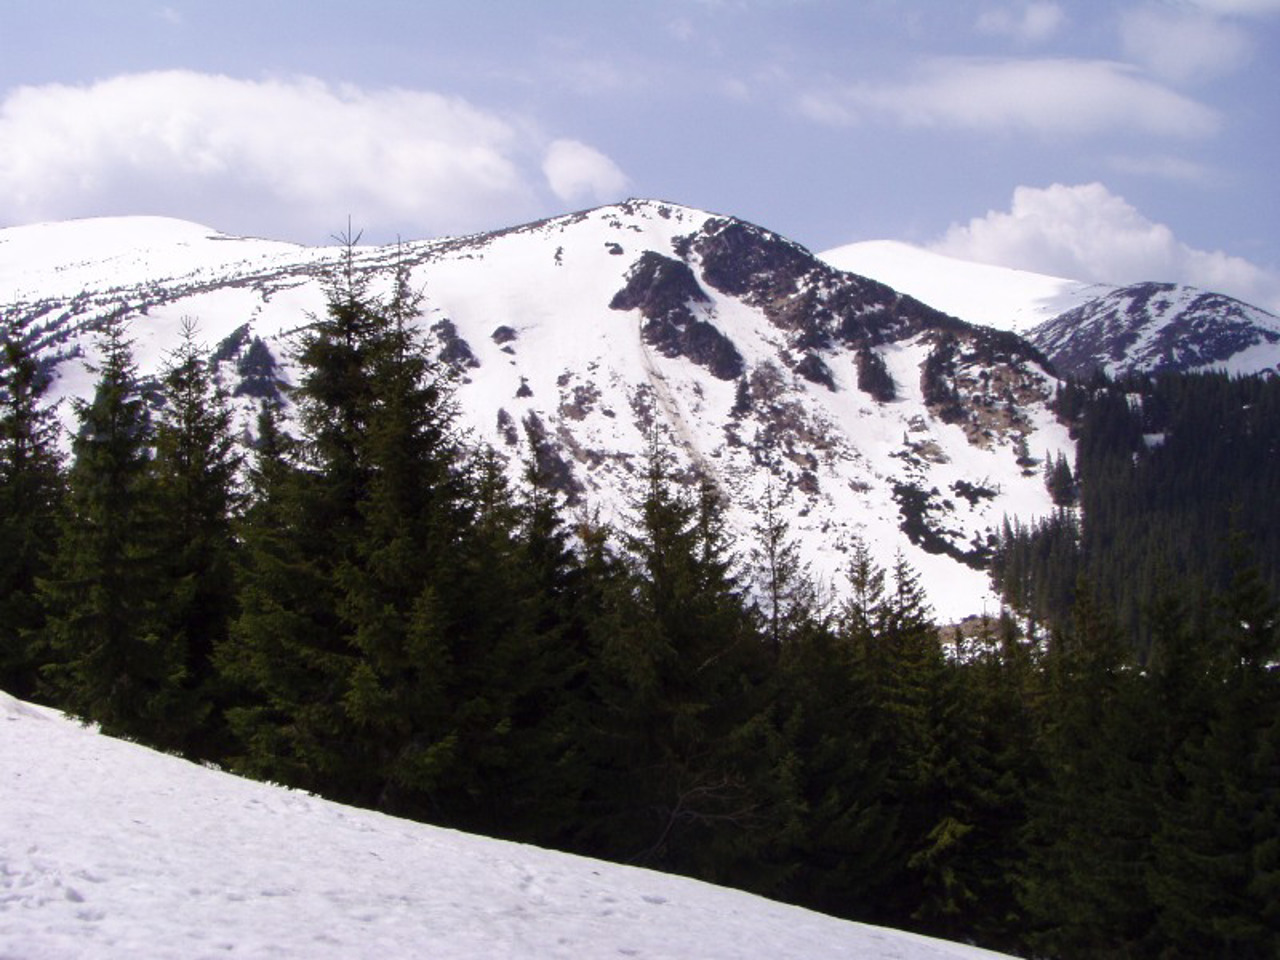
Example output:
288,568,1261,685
1,200,1074,619
820,237,1280,379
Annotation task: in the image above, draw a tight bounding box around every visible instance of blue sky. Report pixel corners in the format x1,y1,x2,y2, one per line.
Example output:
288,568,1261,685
1,0,1278,308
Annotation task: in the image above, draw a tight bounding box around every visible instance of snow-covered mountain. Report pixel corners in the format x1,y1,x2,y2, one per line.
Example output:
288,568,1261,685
0,690,1011,959
2,201,1078,620
820,239,1280,379
1028,282,1280,379
820,239,1108,333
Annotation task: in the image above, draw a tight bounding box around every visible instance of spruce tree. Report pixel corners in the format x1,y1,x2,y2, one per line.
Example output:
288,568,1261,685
583,441,770,877
0,316,64,699
774,541,899,920
151,319,243,758
1149,557,1280,956
40,317,186,743
1017,584,1156,957
221,238,385,794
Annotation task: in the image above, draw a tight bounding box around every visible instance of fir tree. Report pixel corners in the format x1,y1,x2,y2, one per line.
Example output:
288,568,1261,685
1017,584,1156,957
40,317,187,743
0,315,64,699
584,441,770,878
221,236,387,794
151,319,243,758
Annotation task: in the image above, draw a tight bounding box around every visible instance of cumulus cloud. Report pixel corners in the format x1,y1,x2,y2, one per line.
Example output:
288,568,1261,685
975,2,1066,44
0,71,626,241
542,139,629,204
932,182,1280,311
797,58,1219,138
1120,6,1252,83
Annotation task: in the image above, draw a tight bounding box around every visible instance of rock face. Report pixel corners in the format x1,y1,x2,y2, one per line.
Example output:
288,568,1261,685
610,251,744,381
0,199,1077,619
1029,282,1280,379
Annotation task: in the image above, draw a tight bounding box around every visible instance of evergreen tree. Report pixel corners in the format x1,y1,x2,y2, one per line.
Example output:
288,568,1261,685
0,315,64,699
40,317,188,743
582,441,772,879
1149,556,1280,956
151,319,243,758
221,237,387,793
748,476,818,660
1017,584,1156,957
773,541,898,920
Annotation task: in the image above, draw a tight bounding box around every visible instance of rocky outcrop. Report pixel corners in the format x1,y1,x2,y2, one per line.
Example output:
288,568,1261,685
610,251,744,380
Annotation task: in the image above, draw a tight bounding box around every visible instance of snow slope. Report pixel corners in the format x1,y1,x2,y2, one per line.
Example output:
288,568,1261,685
0,691,1011,960
2,203,1077,621
819,240,1107,333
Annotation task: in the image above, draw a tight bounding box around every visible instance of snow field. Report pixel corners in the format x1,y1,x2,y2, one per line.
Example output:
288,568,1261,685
0,691,1012,960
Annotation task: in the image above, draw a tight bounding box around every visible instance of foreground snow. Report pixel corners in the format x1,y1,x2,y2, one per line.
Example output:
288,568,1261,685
0,691,1011,959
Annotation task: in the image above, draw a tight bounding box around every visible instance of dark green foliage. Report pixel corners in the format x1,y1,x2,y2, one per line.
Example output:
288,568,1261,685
1043,451,1077,507
995,371,1280,647
1016,587,1158,956
0,315,64,699
9,267,1278,960
1148,557,1280,956
40,318,193,745
580,449,766,870
856,346,896,402
233,336,285,400
151,319,243,758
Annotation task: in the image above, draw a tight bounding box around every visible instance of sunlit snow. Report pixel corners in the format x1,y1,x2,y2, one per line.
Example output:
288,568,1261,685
0,691,1012,960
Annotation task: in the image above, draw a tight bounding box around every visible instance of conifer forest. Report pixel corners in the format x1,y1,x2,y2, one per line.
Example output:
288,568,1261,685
2,256,1277,959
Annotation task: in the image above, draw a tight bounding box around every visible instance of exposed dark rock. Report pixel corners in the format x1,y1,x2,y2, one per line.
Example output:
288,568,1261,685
559,380,601,421
1031,282,1280,379
921,334,966,424
491,325,518,344
692,217,922,349
431,318,480,371
610,251,744,380
610,250,709,317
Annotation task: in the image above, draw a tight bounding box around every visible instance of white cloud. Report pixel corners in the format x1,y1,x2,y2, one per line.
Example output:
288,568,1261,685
975,2,1066,44
932,182,1280,311
797,58,1219,138
542,139,630,204
1120,6,1252,83
0,71,626,241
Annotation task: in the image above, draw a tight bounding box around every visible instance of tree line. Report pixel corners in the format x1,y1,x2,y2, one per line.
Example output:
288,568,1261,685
992,370,1280,653
2,258,1277,958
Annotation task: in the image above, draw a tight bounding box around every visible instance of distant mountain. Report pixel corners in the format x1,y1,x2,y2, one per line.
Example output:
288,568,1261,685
820,240,1280,379
1,201,1074,620
820,239,1107,333
1027,282,1280,380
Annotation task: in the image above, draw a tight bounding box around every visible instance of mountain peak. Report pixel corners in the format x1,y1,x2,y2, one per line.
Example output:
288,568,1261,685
4,202,1075,620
